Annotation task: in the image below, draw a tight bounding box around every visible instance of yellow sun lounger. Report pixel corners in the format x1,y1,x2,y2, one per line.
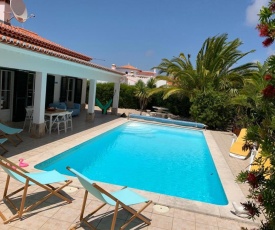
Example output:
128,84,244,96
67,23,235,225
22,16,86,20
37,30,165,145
229,128,251,159
249,148,271,178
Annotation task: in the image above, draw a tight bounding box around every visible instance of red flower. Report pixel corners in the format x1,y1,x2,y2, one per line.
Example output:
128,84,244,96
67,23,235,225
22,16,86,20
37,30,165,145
241,202,259,217
247,172,256,182
262,37,274,47
257,24,269,37
257,194,263,203
247,172,259,188
262,85,275,98
270,3,275,12
264,74,272,81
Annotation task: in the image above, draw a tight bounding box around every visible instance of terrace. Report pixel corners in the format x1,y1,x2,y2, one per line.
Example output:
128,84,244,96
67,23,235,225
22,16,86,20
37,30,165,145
0,108,260,230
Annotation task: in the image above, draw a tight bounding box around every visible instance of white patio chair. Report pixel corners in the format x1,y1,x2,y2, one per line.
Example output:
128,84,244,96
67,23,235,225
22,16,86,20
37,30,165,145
23,107,33,132
65,111,73,131
52,113,67,135
44,115,51,133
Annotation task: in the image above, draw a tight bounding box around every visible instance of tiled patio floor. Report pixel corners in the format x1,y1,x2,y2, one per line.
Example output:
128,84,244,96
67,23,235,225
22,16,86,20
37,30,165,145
0,108,261,229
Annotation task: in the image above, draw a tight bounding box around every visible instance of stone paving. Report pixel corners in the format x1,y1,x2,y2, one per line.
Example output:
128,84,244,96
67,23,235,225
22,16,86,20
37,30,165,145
0,108,261,229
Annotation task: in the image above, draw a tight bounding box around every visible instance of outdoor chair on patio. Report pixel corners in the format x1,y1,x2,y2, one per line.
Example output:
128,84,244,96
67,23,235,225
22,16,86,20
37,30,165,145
0,156,73,224
229,128,251,160
0,123,23,146
23,107,33,132
65,111,73,131
51,113,67,135
67,167,152,230
0,138,8,155
249,147,271,178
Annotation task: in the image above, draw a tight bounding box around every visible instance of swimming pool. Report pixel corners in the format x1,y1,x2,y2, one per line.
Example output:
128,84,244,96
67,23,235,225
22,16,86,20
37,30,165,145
35,121,228,205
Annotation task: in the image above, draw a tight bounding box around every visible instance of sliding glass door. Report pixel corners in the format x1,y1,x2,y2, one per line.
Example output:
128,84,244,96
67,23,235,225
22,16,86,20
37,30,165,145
0,70,13,121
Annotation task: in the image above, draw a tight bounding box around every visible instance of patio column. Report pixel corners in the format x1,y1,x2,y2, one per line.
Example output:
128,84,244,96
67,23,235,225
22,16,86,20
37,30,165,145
111,82,120,115
30,72,46,138
86,79,96,121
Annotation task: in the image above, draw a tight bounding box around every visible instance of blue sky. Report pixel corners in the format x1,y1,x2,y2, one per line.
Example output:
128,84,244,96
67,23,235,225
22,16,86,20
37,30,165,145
12,0,270,71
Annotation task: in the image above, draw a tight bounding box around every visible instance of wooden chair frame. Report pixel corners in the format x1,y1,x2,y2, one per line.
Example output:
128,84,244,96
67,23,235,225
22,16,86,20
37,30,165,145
0,123,23,147
0,138,8,155
67,167,152,230
0,156,72,224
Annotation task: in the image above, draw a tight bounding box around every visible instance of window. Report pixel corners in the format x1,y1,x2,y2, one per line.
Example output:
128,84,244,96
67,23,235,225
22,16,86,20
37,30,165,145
0,70,12,110
60,77,82,103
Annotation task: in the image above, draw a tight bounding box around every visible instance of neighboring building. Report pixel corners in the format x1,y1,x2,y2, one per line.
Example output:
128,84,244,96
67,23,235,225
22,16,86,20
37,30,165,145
112,64,166,87
111,64,155,85
0,0,123,137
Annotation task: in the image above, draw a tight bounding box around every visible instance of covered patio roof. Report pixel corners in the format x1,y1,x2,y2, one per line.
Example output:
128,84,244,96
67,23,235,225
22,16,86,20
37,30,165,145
0,21,123,137
0,22,124,81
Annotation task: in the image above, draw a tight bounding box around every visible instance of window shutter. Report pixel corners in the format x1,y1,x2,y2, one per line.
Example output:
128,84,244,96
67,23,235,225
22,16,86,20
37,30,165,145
60,77,67,102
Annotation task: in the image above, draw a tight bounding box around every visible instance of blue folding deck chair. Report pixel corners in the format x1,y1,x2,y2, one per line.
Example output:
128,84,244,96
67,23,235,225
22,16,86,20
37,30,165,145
0,156,73,224
67,167,152,230
0,138,8,155
0,123,23,146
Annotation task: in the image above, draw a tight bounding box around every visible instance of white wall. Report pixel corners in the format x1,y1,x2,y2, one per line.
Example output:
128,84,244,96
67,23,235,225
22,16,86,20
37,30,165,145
0,2,11,22
0,43,122,83
156,80,167,87
0,38,122,122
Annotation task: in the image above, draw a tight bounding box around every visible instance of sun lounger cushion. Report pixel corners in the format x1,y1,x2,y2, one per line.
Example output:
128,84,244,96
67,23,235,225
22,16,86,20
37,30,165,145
229,142,250,157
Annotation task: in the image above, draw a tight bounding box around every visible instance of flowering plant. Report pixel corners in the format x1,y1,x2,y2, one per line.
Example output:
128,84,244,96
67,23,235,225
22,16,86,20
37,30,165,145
262,74,275,98
257,0,275,47
236,67,275,228
235,2,275,229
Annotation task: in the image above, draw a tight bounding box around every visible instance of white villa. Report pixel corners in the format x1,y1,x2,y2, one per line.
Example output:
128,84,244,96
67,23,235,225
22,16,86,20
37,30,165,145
0,0,124,138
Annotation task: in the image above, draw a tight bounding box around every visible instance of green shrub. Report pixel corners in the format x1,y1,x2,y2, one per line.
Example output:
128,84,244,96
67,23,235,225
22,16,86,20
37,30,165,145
96,82,114,103
190,90,234,130
94,82,191,116
119,84,139,109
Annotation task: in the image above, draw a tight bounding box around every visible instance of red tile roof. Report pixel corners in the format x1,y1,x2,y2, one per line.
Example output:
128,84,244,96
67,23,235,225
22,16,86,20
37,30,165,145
0,22,124,75
137,71,155,77
0,23,91,61
117,64,139,70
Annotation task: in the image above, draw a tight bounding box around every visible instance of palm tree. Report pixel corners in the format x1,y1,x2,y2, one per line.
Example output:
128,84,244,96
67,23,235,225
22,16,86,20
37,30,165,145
230,61,272,127
152,34,256,100
146,77,157,89
134,80,150,114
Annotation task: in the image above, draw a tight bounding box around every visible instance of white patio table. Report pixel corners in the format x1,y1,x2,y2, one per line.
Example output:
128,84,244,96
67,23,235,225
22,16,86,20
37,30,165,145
44,109,67,134
152,106,169,113
152,106,169,118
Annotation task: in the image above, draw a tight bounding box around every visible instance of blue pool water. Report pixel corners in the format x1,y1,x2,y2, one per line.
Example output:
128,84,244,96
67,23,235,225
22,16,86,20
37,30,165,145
35,121,228,205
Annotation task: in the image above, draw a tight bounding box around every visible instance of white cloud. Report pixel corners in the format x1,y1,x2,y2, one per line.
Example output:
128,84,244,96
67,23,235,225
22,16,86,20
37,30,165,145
246,0,269,26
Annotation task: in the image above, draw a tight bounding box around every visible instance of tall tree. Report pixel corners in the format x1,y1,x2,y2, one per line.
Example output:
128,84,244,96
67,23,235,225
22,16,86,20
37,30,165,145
134,80,150,115
230,62,270,127
153,34,256,100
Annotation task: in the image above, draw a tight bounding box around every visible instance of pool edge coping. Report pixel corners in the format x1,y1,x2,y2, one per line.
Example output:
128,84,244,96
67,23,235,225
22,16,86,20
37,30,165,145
28,118,258,225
